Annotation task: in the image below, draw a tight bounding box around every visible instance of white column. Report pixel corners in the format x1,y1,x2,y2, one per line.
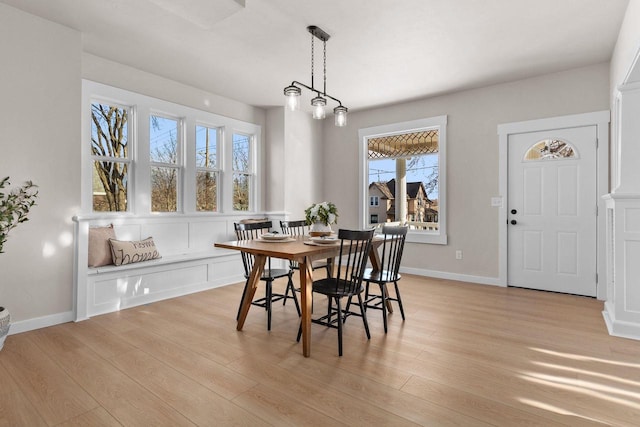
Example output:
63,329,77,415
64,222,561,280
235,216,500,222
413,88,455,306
396,158,407,224
613,83,640,194
603,82,640,340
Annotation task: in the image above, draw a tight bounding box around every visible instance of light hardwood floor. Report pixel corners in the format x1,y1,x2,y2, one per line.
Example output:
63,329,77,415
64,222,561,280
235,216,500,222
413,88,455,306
2,274,640,426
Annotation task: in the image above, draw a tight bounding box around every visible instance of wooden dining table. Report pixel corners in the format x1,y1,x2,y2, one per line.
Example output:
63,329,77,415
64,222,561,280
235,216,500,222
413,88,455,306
215,234,384,357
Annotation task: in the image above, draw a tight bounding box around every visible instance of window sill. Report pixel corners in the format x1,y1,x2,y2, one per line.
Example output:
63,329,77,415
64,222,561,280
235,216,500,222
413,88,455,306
406,231,447,245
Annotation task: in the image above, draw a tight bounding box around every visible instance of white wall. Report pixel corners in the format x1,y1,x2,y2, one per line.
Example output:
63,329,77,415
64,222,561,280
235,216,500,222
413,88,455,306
265,107,324,217
283,108,324,215
82,54,265,126
611,0,640,95
323,63,610,280
265,107,286,212
0,4,81,324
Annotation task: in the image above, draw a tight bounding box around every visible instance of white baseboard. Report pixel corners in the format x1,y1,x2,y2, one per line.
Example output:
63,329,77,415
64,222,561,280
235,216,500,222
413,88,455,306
9,310,75,335
400,266,502,287
603,305,640,341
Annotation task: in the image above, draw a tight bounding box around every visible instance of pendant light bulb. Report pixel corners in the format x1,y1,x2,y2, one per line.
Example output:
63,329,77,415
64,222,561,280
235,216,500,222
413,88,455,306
311,96,327,120
334,105,348,127
284,85,301,111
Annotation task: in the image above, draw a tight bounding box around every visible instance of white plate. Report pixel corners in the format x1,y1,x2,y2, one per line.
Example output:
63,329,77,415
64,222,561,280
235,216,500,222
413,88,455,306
259,237,296,243
260,233,291,241
309,236,340,244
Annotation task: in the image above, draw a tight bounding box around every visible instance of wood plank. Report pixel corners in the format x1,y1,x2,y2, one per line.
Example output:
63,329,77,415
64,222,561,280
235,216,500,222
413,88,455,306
0,333,98,426
55,407,122,427
109,348,269,426
119,327,257,400
32,332,195,427
0,361,48,427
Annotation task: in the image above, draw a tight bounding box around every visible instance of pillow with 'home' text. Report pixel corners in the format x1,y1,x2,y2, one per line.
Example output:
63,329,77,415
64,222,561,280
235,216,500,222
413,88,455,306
108,237,162,266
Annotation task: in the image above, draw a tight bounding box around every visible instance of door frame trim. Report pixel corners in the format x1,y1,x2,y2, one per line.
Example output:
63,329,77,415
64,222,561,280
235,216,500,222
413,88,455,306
497,111,610,299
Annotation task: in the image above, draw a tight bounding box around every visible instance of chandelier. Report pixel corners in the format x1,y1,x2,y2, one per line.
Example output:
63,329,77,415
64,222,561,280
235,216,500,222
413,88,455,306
283,25,348,127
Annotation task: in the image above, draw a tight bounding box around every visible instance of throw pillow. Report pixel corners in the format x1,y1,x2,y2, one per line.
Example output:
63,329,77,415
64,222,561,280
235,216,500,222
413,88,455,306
108,237,162,266
88,224,116,267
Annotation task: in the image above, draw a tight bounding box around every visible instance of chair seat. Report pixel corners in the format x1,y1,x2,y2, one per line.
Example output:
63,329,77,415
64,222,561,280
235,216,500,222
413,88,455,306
312,277,364,297
361,268,401,283
260,268,291,280
289,259,329,270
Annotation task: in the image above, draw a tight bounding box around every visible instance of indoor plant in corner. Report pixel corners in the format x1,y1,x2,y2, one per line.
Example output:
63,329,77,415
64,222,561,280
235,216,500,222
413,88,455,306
305,201,338,236
0,176,38,351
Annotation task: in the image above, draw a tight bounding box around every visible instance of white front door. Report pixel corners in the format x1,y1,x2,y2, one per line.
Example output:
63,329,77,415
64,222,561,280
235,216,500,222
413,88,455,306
507,126,597,296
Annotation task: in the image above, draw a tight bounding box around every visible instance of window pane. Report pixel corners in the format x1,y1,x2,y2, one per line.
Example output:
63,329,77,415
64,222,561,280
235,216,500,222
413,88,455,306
195,125,217,168
151,166,177,212
368,154,439,229
91,103,129,212
524,139,576,160
196,171,217,212
233,133,250,172
233,173,250,211
92,161,128,211
150,116,178,164
91,103,128,159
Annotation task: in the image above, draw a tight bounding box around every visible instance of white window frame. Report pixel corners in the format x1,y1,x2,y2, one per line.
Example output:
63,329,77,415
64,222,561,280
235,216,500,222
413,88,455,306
81,80,261,216
149,112,184,213
370,196,379,206
358,115,448,244
194,123,221,212
230,131,255,212
87,99,135,213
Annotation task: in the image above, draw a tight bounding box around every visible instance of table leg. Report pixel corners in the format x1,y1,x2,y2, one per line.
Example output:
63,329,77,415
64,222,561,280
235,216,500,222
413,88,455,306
236,255,266,331
299,258,313,357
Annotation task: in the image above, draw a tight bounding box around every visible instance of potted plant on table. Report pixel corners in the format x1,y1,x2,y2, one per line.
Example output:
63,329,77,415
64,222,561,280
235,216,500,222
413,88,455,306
0,176,38,350
305,201,338,236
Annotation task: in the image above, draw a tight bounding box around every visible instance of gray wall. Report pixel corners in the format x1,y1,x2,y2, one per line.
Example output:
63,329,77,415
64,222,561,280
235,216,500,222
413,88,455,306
0,3,81,323
323,63,611,280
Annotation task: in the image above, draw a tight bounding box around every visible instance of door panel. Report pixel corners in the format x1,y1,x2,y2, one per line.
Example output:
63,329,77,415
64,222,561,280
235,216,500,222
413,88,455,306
508,126,597,296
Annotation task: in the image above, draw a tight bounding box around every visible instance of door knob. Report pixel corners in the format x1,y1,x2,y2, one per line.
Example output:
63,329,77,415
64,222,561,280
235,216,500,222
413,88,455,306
511,209,517,215
510,220,517,225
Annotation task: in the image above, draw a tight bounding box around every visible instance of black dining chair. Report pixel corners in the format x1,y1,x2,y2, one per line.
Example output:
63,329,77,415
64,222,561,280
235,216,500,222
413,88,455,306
280,220,332,279
234,221,300,331
296,228,374,356
360,225,408,333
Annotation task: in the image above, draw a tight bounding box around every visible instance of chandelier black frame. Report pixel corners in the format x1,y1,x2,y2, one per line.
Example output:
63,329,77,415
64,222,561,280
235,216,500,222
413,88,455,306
284,25,348,127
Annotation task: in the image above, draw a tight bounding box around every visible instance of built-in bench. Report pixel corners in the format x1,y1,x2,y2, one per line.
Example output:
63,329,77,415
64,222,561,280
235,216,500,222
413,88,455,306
73,214,285,321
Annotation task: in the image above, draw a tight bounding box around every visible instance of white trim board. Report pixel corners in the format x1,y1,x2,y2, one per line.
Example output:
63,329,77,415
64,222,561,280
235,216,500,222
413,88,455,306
497,110,610,300
400,267,501,287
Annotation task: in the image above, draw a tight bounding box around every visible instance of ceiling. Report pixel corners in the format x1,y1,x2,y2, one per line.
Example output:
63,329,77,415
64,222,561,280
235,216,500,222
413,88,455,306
2,0,630,112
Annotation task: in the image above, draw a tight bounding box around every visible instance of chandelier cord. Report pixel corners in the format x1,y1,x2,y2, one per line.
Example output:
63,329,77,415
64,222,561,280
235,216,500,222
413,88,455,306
310,31,315,93
323,39,327,95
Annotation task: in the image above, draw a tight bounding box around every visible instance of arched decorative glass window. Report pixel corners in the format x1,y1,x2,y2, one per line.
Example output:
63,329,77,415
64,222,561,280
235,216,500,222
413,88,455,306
524,139,577,161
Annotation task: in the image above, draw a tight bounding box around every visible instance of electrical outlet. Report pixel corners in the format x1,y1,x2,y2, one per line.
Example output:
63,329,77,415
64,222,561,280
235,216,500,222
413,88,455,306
455,250,463,260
